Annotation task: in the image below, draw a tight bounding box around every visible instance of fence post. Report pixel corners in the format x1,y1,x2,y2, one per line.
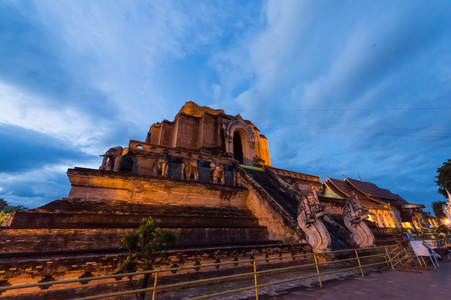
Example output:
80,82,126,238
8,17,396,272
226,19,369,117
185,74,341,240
385,247,394,270
253,259,259,300
313,254,322,287
152,271,158,300
383,247,390,268
355,250,364,277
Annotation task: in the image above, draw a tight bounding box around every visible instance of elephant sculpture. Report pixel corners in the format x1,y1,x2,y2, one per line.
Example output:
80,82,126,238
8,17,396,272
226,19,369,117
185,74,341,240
181,157,199,181
99,146,136,172
210,161,225,184
153,153,169,178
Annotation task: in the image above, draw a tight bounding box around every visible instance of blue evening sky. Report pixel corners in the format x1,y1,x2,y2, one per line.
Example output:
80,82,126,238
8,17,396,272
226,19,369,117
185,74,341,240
1,1,450,214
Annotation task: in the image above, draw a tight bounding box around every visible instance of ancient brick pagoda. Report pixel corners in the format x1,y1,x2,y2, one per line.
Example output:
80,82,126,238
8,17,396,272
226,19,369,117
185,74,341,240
0,101,424,297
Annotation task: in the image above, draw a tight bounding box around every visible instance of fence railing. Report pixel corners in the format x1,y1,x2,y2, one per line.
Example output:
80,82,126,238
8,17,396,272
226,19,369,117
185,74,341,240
0,245,403,299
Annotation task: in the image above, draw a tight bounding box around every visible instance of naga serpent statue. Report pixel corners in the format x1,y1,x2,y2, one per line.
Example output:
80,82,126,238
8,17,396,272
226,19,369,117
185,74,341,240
297,186,331,253
343,191,375,248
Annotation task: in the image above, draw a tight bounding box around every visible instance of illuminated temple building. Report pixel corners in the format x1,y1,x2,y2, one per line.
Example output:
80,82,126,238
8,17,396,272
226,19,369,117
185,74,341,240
0,101,436,298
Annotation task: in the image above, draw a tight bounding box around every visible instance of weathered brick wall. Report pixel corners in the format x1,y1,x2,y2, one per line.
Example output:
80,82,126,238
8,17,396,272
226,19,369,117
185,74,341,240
0,243,311,299
175,114,199,149
67,168,248,208
159,120,174,147
0,228,130,253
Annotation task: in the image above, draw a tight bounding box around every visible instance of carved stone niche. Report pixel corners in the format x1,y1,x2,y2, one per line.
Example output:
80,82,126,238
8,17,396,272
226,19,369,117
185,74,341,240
222,116,256,166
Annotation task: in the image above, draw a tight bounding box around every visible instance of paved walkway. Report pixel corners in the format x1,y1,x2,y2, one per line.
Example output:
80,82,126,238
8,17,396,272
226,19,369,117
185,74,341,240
274,262,451,300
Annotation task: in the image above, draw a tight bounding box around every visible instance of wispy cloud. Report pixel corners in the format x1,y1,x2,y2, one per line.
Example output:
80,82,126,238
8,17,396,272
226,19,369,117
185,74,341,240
0,0,450,211
212,0,451,208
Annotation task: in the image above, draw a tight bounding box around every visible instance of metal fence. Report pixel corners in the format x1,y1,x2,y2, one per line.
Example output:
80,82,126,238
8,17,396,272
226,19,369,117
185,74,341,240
0,245,403,299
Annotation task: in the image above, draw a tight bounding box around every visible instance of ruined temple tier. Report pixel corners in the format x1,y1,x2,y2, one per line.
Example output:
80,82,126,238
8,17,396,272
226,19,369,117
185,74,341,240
144,101,271,166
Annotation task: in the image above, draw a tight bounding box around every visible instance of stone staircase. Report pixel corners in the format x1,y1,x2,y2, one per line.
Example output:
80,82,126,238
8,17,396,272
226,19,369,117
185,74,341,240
243,168,298,220
2,198,272,254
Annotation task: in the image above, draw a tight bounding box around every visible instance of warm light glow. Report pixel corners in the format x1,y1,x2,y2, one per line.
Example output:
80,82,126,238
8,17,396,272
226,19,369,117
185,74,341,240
445,219,450,224
402,222,412,229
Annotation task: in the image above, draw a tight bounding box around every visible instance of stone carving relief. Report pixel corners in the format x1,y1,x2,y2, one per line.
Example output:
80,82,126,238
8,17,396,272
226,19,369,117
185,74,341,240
99,146,136,172
153,153,170,178
181,156,199,181
210,161,225,184
343,191,375,248
297,186,331,253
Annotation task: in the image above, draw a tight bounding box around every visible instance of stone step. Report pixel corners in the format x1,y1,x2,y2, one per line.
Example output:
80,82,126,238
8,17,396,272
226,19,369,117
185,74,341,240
7,211,262,229
34,198,255,217
243,168,298,220
9,198,266,229
0,227,271,253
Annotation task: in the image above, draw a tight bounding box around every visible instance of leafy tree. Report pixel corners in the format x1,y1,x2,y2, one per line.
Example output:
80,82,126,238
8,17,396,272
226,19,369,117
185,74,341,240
0,198,7,211
118,217,178,300
432,201,447,219
0,200,28,225
435,224,450,236
435,159,451,198
0,211,10,225
2,205,28,214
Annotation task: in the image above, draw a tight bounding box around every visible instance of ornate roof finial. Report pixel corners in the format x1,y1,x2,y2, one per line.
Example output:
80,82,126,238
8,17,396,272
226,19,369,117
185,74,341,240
358,173,362,181
324,173,329,180
342,173,347,179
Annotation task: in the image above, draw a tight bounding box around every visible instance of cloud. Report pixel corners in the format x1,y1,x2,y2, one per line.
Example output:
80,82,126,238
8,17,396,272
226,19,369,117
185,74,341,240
0,0,264,206
0,123,99,208
0,163,80,208
0,123,92,173
0,3,117,118
211,0,451,211
1,0,450,214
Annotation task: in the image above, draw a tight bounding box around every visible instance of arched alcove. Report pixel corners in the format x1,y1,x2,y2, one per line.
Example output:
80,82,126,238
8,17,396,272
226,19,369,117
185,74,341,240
232,128,253,165
233,131,244,164
223,117,256,166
